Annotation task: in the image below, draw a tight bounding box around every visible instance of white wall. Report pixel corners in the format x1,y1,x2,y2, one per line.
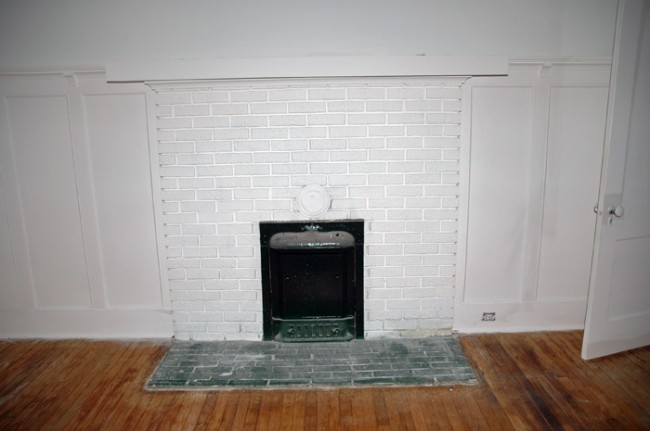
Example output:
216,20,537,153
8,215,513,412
455,62,610,332
0,72,173,338
0,0,617,71
0,1,620,338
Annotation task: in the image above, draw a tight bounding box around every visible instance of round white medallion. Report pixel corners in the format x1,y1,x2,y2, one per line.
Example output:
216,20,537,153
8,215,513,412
296,184,330,218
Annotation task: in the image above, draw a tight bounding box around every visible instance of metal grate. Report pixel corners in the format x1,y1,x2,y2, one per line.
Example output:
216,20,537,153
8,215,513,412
260,220,364,342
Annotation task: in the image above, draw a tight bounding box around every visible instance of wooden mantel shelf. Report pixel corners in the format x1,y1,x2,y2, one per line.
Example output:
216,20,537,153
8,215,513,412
105,55,508,82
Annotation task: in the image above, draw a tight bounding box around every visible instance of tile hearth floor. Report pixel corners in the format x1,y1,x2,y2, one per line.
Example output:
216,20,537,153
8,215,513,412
147,337,477,390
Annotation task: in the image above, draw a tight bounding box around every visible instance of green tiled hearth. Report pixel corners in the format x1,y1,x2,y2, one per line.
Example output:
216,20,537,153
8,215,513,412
147,337,477,390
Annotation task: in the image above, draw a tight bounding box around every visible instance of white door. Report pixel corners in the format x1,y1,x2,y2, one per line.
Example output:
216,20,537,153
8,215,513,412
582,0,650,360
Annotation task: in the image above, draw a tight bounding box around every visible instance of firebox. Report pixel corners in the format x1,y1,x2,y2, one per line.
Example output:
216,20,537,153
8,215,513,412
260,220,364,342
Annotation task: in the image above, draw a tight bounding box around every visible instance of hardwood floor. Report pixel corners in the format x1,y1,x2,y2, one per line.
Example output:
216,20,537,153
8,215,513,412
0,332,648,430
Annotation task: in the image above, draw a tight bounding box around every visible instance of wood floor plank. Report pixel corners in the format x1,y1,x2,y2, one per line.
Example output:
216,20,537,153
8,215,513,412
415,390,453,431
392,389,418,431
202,393,232,430
593,348,650,406
279,392,296,431
323,390,342,431
70,343,145,431
338,389,355,431
95,344,170,431
459,336,517,431
193,394,219,431
176,392,210,430
40,342,127,431
230,391,252,431
303,391,318,431
0,332,648,430
437,388,468,431
405,390,439,430
218,393,241,430
290,390,307,430
19,341,128,431
0,342,68,426
244,393,264,431
76,344,158,430
370,390,391,430
350,388,377,430
381,388,416,430
501,334,598,430
496,335,570,430
128,391,167,430
475,334,556,429
543,333,645,430
0,341,44,397
456,389,495,431
148,393,187,431
0,340,72,424
265,391,284,431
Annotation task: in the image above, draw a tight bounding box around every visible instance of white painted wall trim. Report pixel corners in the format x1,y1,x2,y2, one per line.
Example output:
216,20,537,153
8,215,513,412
0,310,173,339
0,70,173,338
454,61,611,333
145,91,171,310
105,56,508,82
145,76,471,92
453,300,588,333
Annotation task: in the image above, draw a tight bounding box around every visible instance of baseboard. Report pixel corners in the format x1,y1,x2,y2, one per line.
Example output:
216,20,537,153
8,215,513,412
452,300,587,333
0,309,174,339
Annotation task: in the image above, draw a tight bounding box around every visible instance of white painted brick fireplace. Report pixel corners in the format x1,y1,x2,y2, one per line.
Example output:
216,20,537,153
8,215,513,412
153,77,465,341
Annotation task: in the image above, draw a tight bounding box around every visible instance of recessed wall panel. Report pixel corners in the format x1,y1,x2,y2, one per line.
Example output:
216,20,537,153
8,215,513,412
537,87,608,301
464,86,534,303
0,172,21,309
84,94,162,308
7,96,91,309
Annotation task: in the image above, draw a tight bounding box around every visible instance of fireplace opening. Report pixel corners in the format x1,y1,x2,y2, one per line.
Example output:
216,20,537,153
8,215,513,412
260,220,364,342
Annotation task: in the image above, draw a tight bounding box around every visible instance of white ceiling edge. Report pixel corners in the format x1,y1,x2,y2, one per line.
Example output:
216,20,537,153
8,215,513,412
105,56,509,82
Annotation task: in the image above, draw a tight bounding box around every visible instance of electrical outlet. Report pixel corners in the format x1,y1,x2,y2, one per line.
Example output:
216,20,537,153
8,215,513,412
481,312,496,321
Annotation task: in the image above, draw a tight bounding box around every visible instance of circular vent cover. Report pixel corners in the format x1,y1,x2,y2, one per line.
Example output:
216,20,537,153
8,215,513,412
296,184,330,218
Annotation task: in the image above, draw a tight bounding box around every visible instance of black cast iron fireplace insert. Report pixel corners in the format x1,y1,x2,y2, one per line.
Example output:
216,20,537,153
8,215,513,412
260,220,364,342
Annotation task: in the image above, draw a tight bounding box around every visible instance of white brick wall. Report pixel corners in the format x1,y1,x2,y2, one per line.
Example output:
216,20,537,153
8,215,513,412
154,78,464,340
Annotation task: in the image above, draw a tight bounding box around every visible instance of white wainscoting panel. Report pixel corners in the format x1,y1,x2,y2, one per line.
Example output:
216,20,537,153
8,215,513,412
462,85,534,303
536,87,608,301
7,95,92,309
84,93,164,309
0,72,172,337
455,62,611,332
0,172,20,308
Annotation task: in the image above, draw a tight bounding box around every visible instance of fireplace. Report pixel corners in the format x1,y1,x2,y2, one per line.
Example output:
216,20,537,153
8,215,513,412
152,78,463,341
260,220,364,342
